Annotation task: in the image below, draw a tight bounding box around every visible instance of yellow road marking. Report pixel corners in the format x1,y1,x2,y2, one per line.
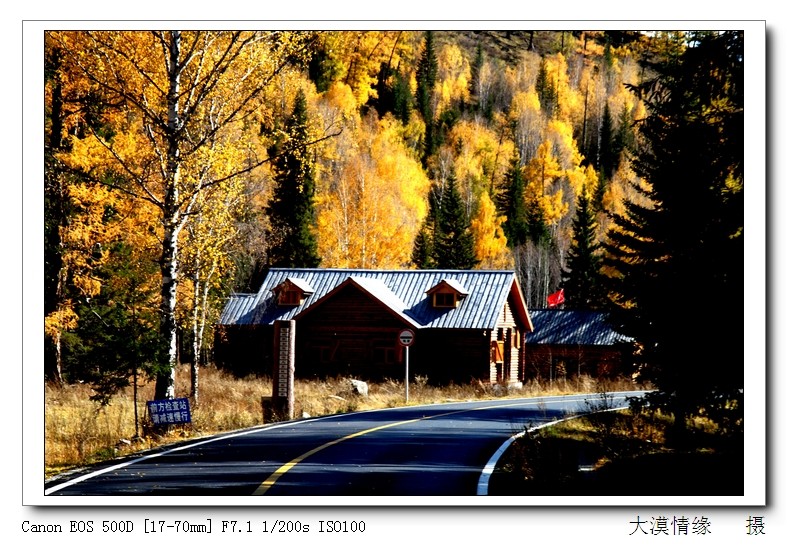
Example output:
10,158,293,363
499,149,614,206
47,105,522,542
254,416,425,495
253,399,546,495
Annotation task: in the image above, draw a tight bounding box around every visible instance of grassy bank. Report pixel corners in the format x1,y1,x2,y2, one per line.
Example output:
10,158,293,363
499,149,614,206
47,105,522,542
45,364,638,478
488,404,744,496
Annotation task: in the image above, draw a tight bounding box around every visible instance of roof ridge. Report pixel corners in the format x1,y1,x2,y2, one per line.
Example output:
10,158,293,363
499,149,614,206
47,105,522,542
268,267,515,274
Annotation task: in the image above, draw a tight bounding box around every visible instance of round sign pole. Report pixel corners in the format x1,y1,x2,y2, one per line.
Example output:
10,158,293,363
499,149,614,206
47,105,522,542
398,329,415,403
405,345,409,403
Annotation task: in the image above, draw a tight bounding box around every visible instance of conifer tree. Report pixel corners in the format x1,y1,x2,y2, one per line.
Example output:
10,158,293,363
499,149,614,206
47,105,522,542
501,158,529,247
416,31,439,162
372,61,413,123
392,67,413,124
614,104,636,158
416,31,438,121
598,101,617,178
562,191,604,309
266,88,321,268
63,241,160,408
604,31,743,439
535,56,557,116
433,175,479,269
411,225,435,269
412,174,478,270
470,42,484,111
411,182,442,269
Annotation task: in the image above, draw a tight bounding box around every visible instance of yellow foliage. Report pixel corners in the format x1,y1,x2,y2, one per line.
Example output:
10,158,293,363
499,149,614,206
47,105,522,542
541,188,569,225
566,163,599,200
523,142,561,192
603,156,652,218
510,89,542,119
544,53,582,122
316,31,409,107
522,141,567,225
399,115,427,155
60,183,124,297
316,112,430,268
445,119,516,205
509,89,544,164
321,82,359,120
44,307,79,339
436,43,471,116
471,192,512,269
546,118,583,170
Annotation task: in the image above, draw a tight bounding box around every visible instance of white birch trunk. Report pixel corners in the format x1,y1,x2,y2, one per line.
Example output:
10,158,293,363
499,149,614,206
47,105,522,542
154,31,183,400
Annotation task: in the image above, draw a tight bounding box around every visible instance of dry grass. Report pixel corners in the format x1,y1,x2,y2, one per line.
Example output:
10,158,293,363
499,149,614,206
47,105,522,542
45,364,638,478
490,406,744,496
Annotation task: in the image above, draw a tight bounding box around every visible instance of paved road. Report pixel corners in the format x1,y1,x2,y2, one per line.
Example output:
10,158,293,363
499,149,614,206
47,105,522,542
45,391,645,496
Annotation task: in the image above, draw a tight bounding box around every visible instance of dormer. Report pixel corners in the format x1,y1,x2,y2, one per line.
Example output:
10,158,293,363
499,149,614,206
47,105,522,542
273,277,314,306
426,279,469,309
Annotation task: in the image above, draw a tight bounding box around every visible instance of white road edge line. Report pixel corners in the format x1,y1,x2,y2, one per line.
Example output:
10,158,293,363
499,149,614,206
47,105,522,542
476,392,638,495
45,397,512,495
44,412,351,495
46,391,642,495
476,414,583,496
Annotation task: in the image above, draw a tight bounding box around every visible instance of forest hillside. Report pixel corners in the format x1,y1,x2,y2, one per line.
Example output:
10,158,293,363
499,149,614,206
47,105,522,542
44,29,743,430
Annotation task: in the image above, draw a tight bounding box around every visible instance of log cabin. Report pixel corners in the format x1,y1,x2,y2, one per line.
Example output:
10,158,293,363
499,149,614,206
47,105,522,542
215,268,533,385
523,309,634,381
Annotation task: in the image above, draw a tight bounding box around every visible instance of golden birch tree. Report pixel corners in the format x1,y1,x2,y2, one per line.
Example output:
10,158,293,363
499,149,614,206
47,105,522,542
471,191,511,268
50,30,317,399
316,110,430,268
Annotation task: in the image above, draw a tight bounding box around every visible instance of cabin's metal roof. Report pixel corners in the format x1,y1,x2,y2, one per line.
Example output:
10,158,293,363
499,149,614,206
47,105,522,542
218,268,530,331
526,309,632,346
218,293,258,326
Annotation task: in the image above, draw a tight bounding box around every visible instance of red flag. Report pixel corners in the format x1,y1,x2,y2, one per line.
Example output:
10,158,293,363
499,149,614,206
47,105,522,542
547,288,565,308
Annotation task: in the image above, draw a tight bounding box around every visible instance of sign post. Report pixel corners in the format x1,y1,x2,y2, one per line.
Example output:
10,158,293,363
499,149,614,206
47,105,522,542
398,329,415,403
270,319,296,421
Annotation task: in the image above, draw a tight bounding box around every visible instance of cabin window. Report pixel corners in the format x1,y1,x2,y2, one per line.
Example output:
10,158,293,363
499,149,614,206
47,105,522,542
278,289,303,306
273,278,314,306
426,279,468,309
433,292,457,308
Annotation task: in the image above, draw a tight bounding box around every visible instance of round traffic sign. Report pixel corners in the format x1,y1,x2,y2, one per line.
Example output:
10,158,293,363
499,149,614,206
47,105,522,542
398,329,415,347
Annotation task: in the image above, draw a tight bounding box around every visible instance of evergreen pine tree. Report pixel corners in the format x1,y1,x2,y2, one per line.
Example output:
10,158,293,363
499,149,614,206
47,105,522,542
392,67,413,124
562,191,604,309
470,42,484,109
416,31,439,162
411,224,435,269
603,39,614,70
62,241,160,407
524,182,551,247
265,89,321,268
614,104,636,157
371,61,394,117
598,101,617,178
501,158,529,247
411,182,442,269
433,175,479,269
535,56,556,116
604,31,743,439
372,63,412,125
416,31,438,121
